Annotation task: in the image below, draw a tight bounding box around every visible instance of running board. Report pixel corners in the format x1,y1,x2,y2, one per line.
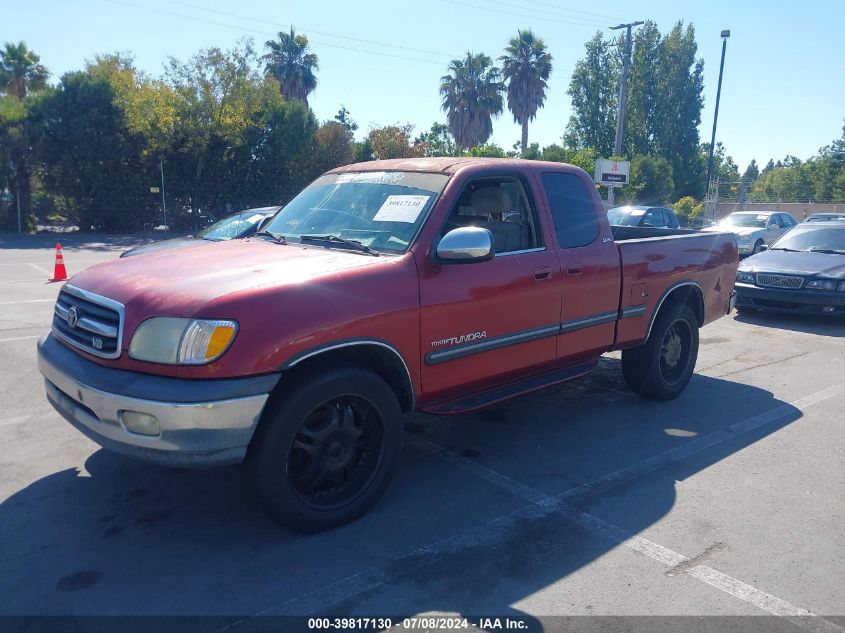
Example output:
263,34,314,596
422,360,598,415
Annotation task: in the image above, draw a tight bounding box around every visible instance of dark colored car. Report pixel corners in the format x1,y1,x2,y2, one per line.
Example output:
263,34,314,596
805,213,845,223
734,221,845,316
120,206,282,257
607,205,681,229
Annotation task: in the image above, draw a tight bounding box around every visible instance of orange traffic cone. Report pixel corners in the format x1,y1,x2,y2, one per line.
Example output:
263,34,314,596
51,243,68,282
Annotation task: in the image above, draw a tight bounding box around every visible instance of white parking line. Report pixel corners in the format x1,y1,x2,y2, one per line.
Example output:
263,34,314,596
0,299,54,305
237,384,845,631
0,335,40,343
27,263,50,276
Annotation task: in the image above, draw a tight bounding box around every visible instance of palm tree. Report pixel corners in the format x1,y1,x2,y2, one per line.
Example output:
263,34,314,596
500,30,552,156
440,52,504,150
0,41,49,100
262,28,318,105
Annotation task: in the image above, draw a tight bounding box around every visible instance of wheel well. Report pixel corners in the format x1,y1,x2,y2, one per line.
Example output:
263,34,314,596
649,284,704,337
280,344,415,413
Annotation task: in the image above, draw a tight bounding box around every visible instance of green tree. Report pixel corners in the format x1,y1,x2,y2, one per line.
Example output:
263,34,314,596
262,28,318,105
468,143,506,157
368,124,426,159
30,70,150,231
0,41,49,100
500,29,552,155
627,155,674,204
0,42,50,228
440,52,504,149
310,120,354,175
539,144,597,173
165,41,268,226
334,106,358,134
670,195,703,225
414,122,459,157
564,32,618,156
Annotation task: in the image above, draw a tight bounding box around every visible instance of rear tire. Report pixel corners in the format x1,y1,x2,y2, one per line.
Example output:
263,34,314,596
622,304,699,400
247,365,403,533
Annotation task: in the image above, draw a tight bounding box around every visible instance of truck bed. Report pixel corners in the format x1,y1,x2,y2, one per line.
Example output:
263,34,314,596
612,229,738,348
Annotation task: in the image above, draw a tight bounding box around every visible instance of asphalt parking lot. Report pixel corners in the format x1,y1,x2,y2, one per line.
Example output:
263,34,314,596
0,234,843,632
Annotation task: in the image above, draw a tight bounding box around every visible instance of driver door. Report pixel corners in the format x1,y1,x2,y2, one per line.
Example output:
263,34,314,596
417,173,561,404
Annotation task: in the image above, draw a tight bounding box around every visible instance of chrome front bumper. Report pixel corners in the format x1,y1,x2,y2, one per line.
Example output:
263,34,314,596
38,333,278,467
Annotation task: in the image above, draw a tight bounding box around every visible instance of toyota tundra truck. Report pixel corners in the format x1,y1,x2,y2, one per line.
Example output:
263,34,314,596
37,158,739,532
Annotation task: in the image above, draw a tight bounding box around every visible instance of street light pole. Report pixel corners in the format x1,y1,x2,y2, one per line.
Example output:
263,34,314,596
160,154,167,232
608,21,643,207
706,30,731,198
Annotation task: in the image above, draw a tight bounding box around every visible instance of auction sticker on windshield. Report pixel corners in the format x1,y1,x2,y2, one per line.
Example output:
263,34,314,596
373,195,431,222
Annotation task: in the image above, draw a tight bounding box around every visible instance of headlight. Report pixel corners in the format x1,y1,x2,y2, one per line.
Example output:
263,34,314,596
805,279,837,291
736,271,755,283
736,234,752,242
129,317,237,364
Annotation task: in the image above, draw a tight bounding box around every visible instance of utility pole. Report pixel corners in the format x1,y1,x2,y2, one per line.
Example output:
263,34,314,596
608,20,643,207
706,30,731,211
16,188,21,234
160,154,167,232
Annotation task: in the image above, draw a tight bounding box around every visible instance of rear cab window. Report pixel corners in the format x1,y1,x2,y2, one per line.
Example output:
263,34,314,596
541,172,600,248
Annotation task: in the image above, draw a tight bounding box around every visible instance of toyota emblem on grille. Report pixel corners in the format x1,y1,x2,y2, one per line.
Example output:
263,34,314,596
67,306,79,328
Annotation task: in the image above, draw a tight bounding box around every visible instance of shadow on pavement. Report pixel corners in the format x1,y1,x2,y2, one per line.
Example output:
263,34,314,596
0,358,801,626
733,311,845,338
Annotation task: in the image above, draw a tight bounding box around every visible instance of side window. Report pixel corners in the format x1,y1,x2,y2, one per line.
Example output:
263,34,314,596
662,209,678,228
441,176,542,254
541,172,600,248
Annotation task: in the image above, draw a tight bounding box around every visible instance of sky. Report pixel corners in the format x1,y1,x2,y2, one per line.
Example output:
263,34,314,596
4,0,845,170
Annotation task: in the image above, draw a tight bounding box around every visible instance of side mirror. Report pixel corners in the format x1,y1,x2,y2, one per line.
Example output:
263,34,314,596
758,244,768,252
434,227,495,264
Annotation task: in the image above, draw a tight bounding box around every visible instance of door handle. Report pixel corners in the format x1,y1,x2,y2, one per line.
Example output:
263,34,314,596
566,263,583,276
533,266,552,280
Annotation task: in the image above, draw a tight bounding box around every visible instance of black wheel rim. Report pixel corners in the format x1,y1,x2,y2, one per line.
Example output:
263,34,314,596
287,396,384,510
659,319,693,385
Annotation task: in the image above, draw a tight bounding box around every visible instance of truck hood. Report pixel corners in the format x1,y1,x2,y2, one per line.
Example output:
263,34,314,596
68,238,386,317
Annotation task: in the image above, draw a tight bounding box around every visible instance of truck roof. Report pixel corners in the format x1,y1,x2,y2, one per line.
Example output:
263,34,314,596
328,157,584,175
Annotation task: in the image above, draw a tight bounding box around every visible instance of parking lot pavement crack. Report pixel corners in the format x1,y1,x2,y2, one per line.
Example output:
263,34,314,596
666,542,726,576
711,351,812,379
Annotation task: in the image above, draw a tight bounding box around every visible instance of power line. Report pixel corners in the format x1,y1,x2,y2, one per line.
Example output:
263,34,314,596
443,0,615,28
108,0,449,66
480,0,615,27
165,0,460,59
518,0,630,22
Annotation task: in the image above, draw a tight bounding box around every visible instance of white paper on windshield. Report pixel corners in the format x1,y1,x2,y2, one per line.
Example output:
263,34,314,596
756,215,768,220
373,195,430,223
630,210,646,216
246,214,264,224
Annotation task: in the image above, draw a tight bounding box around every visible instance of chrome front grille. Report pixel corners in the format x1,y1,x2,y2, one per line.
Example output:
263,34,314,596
52,285,124,359
755,274,803,289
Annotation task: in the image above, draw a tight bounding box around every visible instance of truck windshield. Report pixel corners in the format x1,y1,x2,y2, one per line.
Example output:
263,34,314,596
263,171,449,254
719,214,768,228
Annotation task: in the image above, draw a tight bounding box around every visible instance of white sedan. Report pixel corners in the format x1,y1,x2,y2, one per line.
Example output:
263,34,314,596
704,211,798,255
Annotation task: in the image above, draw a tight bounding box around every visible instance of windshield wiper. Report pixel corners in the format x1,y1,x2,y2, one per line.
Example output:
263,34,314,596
300,234,380,256
807,248,845,255
769,247,802,252
254,230,287,245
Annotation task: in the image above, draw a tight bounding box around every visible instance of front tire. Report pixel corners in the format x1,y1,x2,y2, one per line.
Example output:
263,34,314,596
751,239,765,254
622,304,700,400
247,365,403,532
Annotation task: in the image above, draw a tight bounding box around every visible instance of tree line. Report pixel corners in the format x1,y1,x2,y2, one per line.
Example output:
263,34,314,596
1,23,842,233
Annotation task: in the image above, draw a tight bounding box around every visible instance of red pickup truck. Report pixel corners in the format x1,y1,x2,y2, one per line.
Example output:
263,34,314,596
38,158,738,531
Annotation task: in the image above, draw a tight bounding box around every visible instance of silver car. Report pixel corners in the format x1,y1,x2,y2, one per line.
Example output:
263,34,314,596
705,211,798,255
